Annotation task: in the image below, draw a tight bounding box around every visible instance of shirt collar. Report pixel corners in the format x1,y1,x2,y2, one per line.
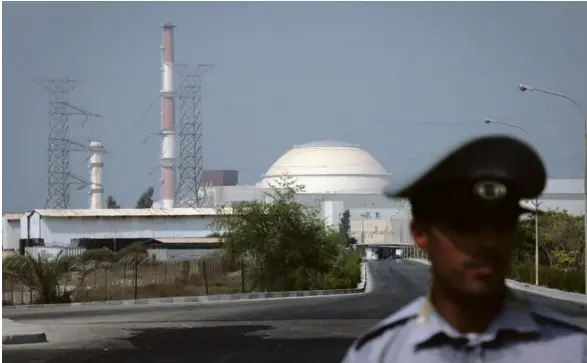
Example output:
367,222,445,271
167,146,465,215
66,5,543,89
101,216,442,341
408,289,541,348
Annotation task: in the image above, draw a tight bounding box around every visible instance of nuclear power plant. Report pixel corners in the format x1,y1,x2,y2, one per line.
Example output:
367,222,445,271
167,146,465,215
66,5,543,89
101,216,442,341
2,22,585,261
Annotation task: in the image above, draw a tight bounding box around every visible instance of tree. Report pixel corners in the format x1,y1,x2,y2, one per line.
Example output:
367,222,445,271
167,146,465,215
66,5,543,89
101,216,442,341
212,175,361,292
339,209,351,238
2,252,89,304
516,209,585,270
106,196,120,209
136,187,154,209
511,209,585,293
339,209,357,246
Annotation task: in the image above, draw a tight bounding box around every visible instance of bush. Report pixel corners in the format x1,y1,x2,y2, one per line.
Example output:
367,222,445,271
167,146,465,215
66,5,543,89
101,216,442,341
2,252,83,304
512,209,585,293
319,248,362,290
514,209,584,269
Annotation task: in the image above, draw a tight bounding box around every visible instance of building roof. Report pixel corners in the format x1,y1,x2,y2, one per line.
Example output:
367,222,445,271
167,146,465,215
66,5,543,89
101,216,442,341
263,140,388,178
3,213,25,221
543,178,584,194
32,208,232,218
293,140,359,148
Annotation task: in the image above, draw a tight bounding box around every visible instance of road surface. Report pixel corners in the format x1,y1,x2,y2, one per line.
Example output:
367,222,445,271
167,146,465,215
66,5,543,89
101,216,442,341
3,260,585,363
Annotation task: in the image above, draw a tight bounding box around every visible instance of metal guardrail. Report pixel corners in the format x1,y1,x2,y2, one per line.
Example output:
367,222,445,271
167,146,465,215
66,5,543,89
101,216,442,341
408,258,587,308
505,279,587,305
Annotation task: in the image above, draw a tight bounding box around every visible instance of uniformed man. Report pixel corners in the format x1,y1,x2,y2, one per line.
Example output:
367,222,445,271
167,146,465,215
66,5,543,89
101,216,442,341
342,135,587,362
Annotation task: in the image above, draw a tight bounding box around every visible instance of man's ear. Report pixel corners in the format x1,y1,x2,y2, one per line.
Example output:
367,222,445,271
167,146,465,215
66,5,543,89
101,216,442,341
411,219,429,252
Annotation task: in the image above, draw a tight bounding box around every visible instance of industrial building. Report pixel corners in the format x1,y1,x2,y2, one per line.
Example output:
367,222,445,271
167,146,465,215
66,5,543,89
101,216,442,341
199,141,585,240
203,140,400,208
5,208,228,254
203,170,239,187
201,141,394,207
196,141,414,248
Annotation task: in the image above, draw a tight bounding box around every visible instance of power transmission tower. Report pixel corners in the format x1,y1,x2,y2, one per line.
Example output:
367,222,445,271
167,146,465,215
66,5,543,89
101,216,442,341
174,64,213,207
35,77,102,209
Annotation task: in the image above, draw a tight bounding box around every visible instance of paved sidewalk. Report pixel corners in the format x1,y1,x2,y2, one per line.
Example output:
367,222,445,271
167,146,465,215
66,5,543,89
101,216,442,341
2,319,47,345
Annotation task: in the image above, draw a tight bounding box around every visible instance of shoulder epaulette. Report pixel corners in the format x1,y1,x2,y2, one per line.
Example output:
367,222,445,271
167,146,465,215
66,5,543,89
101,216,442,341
355,315,412,350
354,297,424,351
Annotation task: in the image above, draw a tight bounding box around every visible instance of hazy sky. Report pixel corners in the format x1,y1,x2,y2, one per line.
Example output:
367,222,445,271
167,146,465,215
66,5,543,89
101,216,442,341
3,2,587,212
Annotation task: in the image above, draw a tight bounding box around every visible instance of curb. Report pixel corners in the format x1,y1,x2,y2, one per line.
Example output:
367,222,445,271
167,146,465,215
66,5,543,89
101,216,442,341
357,262,367,290
3,264,370,311
364,261,374,293
2,319,48,345
3,289,365,310
2,332,47,345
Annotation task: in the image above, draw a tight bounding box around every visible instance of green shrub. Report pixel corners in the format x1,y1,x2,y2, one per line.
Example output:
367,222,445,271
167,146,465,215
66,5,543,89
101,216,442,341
319,249,362,290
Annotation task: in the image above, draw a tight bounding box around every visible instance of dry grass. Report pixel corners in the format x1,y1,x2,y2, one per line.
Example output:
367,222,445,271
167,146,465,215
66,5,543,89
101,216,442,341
74,270,248,302
3,257,253,305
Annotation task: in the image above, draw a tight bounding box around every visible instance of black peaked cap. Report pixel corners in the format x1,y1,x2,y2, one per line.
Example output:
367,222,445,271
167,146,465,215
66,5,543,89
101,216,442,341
383,135,547,200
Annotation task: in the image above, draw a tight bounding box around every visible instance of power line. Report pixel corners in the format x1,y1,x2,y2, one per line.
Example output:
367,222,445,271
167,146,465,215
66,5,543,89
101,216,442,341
105,95,160,175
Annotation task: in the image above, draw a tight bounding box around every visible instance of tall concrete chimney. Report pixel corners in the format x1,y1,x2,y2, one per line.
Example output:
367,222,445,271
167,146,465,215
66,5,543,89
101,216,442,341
89,140,105,209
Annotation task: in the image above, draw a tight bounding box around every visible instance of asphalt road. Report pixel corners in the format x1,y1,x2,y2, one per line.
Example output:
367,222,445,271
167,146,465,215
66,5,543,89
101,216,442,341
3,260,585,363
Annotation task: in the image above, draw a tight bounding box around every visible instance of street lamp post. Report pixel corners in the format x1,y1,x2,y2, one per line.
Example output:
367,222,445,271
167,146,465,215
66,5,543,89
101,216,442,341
483,118,540,286
518,84,587,295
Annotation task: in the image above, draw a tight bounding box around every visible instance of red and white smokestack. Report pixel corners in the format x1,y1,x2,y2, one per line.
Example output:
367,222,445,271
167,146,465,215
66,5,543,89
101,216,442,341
160,23,177,208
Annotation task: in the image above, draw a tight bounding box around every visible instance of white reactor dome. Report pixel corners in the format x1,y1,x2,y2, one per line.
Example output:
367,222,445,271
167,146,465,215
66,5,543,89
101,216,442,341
257,140,391,194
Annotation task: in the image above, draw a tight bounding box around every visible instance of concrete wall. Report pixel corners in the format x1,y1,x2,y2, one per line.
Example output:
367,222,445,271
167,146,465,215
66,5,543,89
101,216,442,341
148,248,219,262
205,185,272,207
321,201,345,229
205,186,409,209
206,179,585,215
350,219,411,244
24,246,86,260
22,246,218,262
2,217,21,250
